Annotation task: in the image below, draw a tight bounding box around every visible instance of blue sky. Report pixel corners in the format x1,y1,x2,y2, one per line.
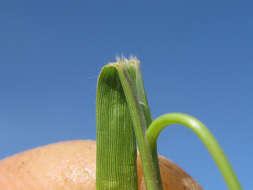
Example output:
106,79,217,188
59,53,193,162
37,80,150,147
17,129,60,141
0,1,252,189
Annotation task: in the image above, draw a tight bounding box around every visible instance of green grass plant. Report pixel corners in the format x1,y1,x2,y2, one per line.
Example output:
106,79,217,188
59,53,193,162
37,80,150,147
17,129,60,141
96,57,242,190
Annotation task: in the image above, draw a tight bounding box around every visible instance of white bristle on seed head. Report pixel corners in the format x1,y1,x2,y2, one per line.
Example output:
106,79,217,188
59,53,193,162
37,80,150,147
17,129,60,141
115,55,139,64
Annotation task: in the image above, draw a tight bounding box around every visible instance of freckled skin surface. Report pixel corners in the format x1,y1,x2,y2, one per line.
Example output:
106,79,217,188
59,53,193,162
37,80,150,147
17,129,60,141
0,140,202,190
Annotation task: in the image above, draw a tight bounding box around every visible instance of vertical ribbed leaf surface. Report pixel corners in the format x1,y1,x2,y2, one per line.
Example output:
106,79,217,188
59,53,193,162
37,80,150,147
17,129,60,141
96,65,138,190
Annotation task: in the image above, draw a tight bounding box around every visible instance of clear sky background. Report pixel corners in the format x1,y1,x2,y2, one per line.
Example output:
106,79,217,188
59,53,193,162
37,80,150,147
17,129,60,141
0,1,252,189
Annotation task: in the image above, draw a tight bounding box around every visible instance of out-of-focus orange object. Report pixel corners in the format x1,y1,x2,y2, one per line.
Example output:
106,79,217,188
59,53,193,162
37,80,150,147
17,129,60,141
0,140,202,190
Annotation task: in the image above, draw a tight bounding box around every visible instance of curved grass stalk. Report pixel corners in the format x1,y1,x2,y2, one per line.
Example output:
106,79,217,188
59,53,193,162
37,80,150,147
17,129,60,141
146,113,242,190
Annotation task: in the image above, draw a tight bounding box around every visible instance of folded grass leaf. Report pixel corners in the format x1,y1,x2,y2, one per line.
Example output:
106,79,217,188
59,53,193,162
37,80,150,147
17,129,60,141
96,58,163,190
96,64,138,190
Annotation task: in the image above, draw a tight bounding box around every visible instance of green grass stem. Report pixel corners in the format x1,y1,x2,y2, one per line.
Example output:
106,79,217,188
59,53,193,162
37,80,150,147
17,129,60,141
116,60,163,190
146,113,242,190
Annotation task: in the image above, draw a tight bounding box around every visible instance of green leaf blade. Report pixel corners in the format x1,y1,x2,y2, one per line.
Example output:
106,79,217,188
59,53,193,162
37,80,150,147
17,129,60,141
96,65,138,190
